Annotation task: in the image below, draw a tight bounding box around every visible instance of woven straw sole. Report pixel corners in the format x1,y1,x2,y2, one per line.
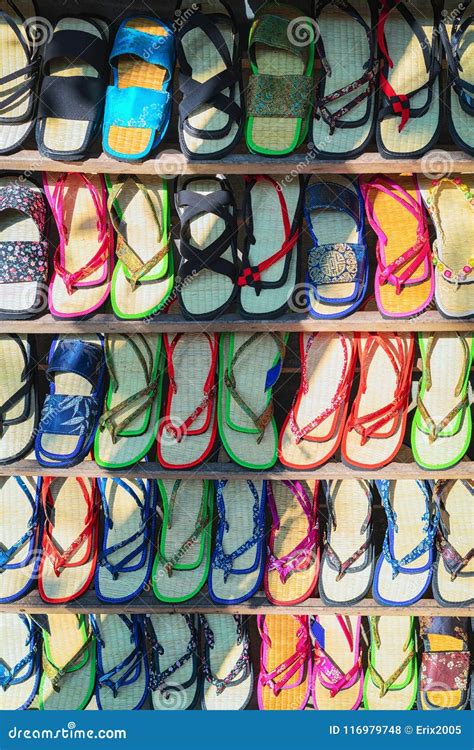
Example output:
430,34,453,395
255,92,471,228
313,616,363,710
0,476,39,602
279,332,356,469
109,176,173,320
0,614,38,710
377,1,440,156
202,615,253,710
374,481,432,605
264,480,319,605
445,1,474,153
364,617,417,710
218,333,283,469
412,334,473,470
434,481,474,607
153,479,212,602
150,614,198,710
94,334,162,469
45,173,111,318
209,479,265,604
240,177,300,317
157,333,217,468
319,480,373,605
312,1,376,156
258,615,311,710
0,335,36,463
419,625,469,710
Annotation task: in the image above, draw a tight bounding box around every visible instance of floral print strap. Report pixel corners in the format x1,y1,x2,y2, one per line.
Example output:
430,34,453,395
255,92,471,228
200,615,250,695
258,615,311,696
426,177,474,284
162,481,209,578
147,615,198,693
312,615,362,696
0,477,38,572
419,615,470,693
0,182,48,285
0,615,37,690
0,183,46,230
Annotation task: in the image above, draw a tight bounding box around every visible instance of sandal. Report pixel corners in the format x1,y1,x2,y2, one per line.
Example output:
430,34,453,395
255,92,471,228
257,615,312,710
35,335,105,468
341,331,414,470
419,615,471,710
304,177,368,319
157,333,218,469
360,174,434,318
0,176,49,319
311,615,363,710
103,16,175,161
152,479,213,603
419,175,474,319
147,614,199,711
441,1,474,155
0,334,37,465
209,479,266,605
95,477,156,604
39,614,96,710
364,615,418,710
412,333,473,470
92,614,149,710
374,480,439,606
239,175,303,319
44,172,114,319
312,0,379,158
433,480,473,608
175,0,243,159
376,0,442,158
0,476,41,603
175,176,238,320
95,334,163,469
108,175,173,320
201,614,253,710
264,480,320,606
218,332,287,469
36,17,109,161
245,4,314,155
279,332,357,469
0,614,39,710
319,480,374,606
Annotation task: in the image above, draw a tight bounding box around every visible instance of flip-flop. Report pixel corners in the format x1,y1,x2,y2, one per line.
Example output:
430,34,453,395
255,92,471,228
35,335,105,468
0,334,37,465
376,0,442,158
363,616,418,710
304,176,368,319
419,175,474,319
341,332,414,470
102,16,175,161
312,0,378,158
245,4,314,156
441,1,474,156
433,480,473,608
0,476,41,603
152,479,213,603
412,333,473,470
319,480,374,606
201,614,253,710
0,614,39,710
175,0,243,159
95,477,156,604
108,175,173,320
175,176,238,320
39,614,96,710
44,172,113,319
360,174,434,318
257,615,312,710
208,479,266,605
218,332,287,469
36,18,109,161
147,614,199,711
279,332,357,469
311,615,364,710
0,176,49,319
95,334,163,470
373,480,439,606
92,614,149,710
238,175,303,319
157,333,218,469
419,615,470,710
264,480,320,606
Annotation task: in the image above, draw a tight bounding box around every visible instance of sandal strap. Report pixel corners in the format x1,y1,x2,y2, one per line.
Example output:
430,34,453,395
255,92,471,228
200,615,250,694
434,480,474,580
42,618,93,691
0,334,34,437
0,10,39,118
257,615,310,695
426,177,474,283
162,480,210,577
368,615,415,697
0,615,37,689
323,479,372,579
0,477,38,571
312,615,362,695
439,2,474,114
93,615,145,698
147,614,198,692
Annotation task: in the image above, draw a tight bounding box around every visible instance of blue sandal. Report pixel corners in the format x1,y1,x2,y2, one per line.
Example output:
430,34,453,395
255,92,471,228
0,614,40,710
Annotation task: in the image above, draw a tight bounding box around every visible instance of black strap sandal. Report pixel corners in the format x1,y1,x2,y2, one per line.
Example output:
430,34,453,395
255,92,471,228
0,334,38,465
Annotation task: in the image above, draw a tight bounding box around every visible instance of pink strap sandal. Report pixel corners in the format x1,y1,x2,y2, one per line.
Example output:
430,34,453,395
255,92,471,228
311,615,363,710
